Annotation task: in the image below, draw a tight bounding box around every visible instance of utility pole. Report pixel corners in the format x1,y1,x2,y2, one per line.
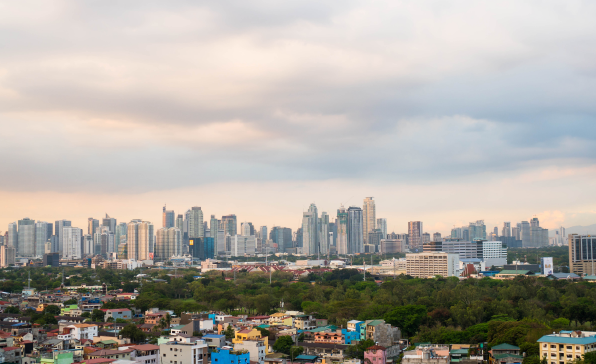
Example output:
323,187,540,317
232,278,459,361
393,258,396,280
363,259,366,281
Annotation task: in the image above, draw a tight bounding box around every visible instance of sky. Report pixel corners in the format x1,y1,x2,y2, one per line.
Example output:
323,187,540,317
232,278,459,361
1,1,596,235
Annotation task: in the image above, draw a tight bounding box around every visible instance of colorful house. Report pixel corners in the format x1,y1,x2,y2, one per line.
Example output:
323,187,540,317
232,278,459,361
212,348,250,364
364,345,387,364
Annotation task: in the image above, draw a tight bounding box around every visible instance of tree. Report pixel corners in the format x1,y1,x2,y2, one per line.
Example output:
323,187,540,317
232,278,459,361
4,306,20,314
44,305,61,316
583,352,596,364
81,312,91,318
273,335,294,355
120,323,147,343
290,346,304,359
346,339,375,360
64,298,78,305
91,309,105,322
223,325,235,340
384,305,427,337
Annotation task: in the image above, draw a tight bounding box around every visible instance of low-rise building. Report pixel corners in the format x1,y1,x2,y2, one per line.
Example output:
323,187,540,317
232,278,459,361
159,336,208,364
401,345,450,364
406,253,459,278
233,339,266,364
211,348,250,364
104,309,132,322
58,324,98,341
365,345,387,364
538,331,596,364
202,335,225,350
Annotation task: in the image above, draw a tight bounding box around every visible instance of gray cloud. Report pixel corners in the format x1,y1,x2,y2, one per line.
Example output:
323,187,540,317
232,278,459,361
0,1,596,194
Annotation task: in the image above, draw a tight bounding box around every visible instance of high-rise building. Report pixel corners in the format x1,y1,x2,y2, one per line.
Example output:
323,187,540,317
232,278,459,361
163,206,175,228
558,227,566,246
35,221,51,257
336,206,348,255
493,226,498,237
241,222,254,236
302,203,319,256
520,221,530,246
376,218,387,240
433,232,442,242
83,234,93,256
55,220,72,254
176,214,184,231
222,215,237,237
209,216,219,251
347,206,364,254
422,232,431,244
127,220,154,261
216,230,226,254
156,227,182,261
528,217,548,248
7,222,17,250
102,215,117,233
88,218,99,236
363,197,376,244
188,207,204,238
63,227,82,259
260,226,267,246
468,220,486,240
270,227,292,253
0,245,16,267
115,222,127,251
569,234,596,275
231,235,256,256
408,221,423,251
319,212,330,255
406,252,460,278
17,218,35,257
502,222,511,237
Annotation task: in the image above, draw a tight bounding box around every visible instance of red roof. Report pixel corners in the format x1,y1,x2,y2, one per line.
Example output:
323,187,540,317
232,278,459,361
3,347,20,352
83,359,116,364
366,345,386,351
129,344,160,351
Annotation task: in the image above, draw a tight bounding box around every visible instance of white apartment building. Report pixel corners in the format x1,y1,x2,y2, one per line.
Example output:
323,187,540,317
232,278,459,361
160,336,208,364
232,235,256,256
234,339,266,364
63,227,83,259
58,324,98,340
482,241,507,267
406,252,460,278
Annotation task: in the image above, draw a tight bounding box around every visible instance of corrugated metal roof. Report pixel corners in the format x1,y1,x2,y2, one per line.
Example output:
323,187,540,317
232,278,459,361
537,335,596,344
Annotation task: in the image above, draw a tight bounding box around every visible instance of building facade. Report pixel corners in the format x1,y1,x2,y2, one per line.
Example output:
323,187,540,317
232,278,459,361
406,252,460,278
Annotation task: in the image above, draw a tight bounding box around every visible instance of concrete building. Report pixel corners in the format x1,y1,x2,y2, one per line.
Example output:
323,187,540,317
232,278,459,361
160,337,208,364
538,331,596,364
380,239,406,254
0,244,16,267
35,221,51,257
406,252,460,278
17,218,35,257
365,346,387,364
212,348,249,364
127,220,154,261
233,339,266,364
336,206,348,255
408,221,423,251
57,324,98,341
55,220,72,253
104,308,132,321
569,235,596,276
347,206,364,254
363,197,376,244
63,227,83,259
156,228,182,262
302,204,319,256
163,206,175,229
376,218,387,240
231,235,256,256
222,215,238,238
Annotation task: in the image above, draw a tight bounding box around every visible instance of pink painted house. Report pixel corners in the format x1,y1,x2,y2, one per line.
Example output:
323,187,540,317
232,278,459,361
365,345,387,364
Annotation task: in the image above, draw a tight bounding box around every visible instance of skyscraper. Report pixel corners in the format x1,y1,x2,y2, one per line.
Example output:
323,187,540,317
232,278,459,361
468,220,486,240
529,217,548,247
520,221,530,246
102,214,117,233
156,227,182,261
55,220,71,254
260,226,267,245
7,222,17,249
176,214,184,230
210,215,219,251
433,232,442,242
319,212,330,255
302,203,318,256
222,215,237,237
376,218,387,240
163,206,175,228
336,205,348,255
63,227,82,259
363,197,376,244
114,222,127,252
188,207,204,238
502,222,511,237
88,218,99,236
408,221,423,251
347,206,363,254
18,218,35,257
35,221,50,257
127,220,154,261
241,222,254,236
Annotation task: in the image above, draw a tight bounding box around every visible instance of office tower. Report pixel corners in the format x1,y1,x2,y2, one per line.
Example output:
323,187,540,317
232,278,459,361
115,222,127,251
376,218,387,240
493,227,498,237
7,222,17,250
502,222,511,237
270,227,291,252
63,227,82,259
35,221,50,257
210,216,219,251
83,234,93,256
450,227,461,239
204,237,215,259
156,227,182,261
319,212,330,255
528,217,548,247
216,229,226,254
231,235,256,256
17,218,35,257
118,241,128,259
302,203,319,256
45,223,53,239
44,241,52,254
408,221,423,251
163,206,175,228
433,232,442,242
406,252,460,278
88,218,99,236
96,226,115,258
295,228,303,248
222,215,237,237
241,222,254,236
363,197,376,244
102,214,117,233
422,232,431,244
520,221,531,247
187,207,204,238
368,229,383,247
347,206,364,254
329,222,337,248
127,220,154,261
569,234,596,275
559,227,566,245
55,220,72,253
0,245,16,267
468,220,486,240
260,226,267,246
462,227,469,241
176,214,184,231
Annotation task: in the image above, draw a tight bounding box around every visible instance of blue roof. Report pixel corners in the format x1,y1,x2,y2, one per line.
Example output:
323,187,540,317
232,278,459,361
538,335,596,345
295,355,318,360
12,323,26,327
203,334,225,338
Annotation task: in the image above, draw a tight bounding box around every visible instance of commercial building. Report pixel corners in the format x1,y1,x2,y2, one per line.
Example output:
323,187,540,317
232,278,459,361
406,252,460,278
380,239,406,254
55,219,72,253
156,228,182,262
222,214,238,238
188,207,204,239
17,218,35,257
127,220,154,261
569,234,596,275
336,206,348,255
302,204,319,256
63,227,83,259
231,235,256,256
347,207,363,254
163,206,175,228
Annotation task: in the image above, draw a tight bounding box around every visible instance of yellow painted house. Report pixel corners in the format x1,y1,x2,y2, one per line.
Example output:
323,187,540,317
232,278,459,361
232,328,269,353
269,312,293,326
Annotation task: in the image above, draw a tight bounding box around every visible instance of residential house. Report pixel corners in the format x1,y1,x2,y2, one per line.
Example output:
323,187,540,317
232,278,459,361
401,345,450,364
159,336,208,364
87,348,134,361
58,324,98,341
211,348,250,364
298,342,348,361
365,345,387,364
104,309,132,322
233,339,267,364
202,335,225,350
233,328,269,353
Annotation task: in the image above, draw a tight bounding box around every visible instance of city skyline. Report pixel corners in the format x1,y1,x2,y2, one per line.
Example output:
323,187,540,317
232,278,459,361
0,2,595,234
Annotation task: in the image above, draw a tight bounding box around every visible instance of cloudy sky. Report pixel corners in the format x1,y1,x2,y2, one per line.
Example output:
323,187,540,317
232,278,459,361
1,0,596,235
